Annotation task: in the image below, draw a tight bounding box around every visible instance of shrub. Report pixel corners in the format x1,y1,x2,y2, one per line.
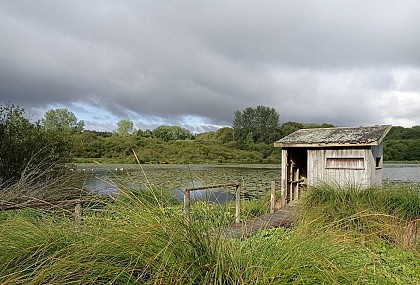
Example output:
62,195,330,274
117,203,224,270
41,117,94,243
0,104,73,185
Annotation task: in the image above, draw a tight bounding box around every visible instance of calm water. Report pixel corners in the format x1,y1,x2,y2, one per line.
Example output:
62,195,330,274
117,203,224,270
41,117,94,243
75,163,420,201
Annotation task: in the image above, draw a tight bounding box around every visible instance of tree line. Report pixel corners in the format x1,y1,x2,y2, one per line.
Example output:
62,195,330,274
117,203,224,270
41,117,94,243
383,126,420,161
1,103,419,184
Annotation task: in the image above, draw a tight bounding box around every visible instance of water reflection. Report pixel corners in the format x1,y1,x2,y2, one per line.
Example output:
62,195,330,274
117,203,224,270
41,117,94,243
172,188,234,204
75,164,280,200
75,164,420,200
383,164,420,182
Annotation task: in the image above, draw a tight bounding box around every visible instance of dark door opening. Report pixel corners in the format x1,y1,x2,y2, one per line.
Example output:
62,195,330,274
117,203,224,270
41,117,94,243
285,148,307,203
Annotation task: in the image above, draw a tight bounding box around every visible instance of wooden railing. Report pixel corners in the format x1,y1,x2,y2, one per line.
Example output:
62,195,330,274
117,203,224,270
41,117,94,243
183,183,241,223
2,181,282,226
0,199,98,225
184,181,281,224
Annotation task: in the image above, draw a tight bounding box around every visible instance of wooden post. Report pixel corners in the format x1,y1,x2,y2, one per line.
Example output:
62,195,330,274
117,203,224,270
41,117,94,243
294,167,299,200
74,202,82,225
270,181,276,213
184,189,190,223
235,184,241,224
288,161,294,202
281,179,286,208
281,149,287,208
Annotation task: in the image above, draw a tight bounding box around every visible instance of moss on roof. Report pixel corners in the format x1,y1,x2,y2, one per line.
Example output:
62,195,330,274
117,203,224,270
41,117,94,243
275,125,391,147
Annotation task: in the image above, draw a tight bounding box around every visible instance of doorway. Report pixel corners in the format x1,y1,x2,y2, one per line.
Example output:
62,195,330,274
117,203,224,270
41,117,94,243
284,148,307,203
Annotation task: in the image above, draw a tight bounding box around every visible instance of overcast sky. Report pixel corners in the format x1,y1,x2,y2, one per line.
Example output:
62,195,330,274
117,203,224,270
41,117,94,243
1,1,420,132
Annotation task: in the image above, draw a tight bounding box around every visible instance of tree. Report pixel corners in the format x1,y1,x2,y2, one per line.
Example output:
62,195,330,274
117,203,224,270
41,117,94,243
117,119,134,136
213,127,234,143
280,122,304,137
280,122,335,137
43,108,84,133
0,104,73,185
232,105,281,144
152,125,193,142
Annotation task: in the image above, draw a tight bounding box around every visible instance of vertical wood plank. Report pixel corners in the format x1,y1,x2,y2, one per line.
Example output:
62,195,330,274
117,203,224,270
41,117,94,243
288,161,293,202
270,181,275,213
184,190,190,223
281,149,287,208
295,167,300,200
235,184,241,224
74,202,82,225
281,182,286,208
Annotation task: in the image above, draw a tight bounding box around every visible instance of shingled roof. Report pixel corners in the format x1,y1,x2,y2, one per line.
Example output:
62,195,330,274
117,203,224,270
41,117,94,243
274,125,392,147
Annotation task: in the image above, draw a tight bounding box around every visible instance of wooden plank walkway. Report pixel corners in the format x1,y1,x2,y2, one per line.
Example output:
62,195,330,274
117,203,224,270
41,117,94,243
222,201,298,239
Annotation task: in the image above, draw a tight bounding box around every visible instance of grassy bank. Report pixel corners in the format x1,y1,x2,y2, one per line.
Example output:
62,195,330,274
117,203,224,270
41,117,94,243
0,183,419,284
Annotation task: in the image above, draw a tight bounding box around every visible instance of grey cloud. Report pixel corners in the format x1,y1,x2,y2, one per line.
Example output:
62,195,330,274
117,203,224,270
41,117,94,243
1,0,420,130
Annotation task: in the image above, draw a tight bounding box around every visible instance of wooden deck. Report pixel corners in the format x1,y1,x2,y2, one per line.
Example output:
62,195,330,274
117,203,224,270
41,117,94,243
222,201,298,239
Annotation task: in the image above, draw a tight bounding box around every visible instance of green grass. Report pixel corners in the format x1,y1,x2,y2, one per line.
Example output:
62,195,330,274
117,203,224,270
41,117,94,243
301,183,420,248
0,183,419,284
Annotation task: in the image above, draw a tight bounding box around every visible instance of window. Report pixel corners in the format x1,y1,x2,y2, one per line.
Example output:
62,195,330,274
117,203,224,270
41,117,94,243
326,157,365,170
375,157,382,169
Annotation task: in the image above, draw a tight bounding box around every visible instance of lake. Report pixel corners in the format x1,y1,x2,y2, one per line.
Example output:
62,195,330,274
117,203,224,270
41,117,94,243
74,163,420,201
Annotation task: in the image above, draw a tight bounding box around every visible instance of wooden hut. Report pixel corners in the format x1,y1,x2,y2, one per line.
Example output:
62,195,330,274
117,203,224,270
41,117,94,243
274,125,391,205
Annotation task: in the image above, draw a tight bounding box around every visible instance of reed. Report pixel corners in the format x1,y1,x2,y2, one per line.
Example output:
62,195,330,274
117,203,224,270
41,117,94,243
301,183,420,249
0,180,419,284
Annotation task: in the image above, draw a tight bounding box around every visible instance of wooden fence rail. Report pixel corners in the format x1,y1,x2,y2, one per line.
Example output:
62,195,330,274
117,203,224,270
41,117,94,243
0,199,100,224
2,181,282,228
184,183,241,223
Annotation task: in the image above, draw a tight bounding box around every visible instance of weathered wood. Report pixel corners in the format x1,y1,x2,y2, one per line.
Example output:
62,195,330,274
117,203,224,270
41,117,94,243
276,125,391,193
270,181,275,213
280,184,286,208
184,190,190,223
288,162,295,203
185,183,238,191
184,183,240,224
281,149,287,208
294,167,300,200
223,201,296,239
74,203,82,224
235,184,241,224
274,125,392,148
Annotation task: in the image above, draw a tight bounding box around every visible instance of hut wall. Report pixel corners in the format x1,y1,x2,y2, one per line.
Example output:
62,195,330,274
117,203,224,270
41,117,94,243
367,144,384,186
307,147,372,188
281,149,288,203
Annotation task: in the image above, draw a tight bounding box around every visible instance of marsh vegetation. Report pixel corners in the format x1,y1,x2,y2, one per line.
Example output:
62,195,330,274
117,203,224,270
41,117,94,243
0,176,418,284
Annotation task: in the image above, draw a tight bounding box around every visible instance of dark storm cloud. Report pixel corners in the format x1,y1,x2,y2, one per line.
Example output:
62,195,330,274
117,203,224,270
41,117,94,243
1,0,420,130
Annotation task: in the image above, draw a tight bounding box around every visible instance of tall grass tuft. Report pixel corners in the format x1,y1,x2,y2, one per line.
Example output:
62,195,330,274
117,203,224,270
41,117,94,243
1,178,419,284
0,154,85,208
301,183,420,249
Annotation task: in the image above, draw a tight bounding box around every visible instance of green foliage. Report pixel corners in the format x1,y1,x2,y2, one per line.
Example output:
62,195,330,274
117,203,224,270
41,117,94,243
384,125,420,161
0,184,418,284
43,108,84,133
136,128,153,138
72,127,279,164
302,183,420,249
384,139,420,161
304,183,420,220
233,105,281,144
116,119,134,136
280,121,335,137
45,109,420,164
0,104,73,184
152,125,193,142
213,127,235,143
387,125,420,140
